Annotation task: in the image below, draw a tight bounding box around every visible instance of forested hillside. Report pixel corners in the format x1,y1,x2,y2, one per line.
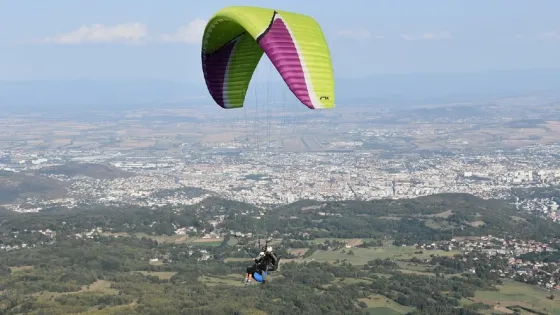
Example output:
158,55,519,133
0,193,559,314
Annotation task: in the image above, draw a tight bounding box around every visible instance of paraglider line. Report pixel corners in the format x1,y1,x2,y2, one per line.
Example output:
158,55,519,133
232,235,257,259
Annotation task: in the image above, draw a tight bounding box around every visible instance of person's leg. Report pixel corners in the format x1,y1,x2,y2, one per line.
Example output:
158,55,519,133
243,266,250,283
245,265,256,285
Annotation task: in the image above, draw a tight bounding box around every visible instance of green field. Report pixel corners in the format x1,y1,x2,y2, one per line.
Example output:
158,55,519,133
473,280,560,315
308,246,459,265
32,280,118,300
199,275,245,287
199,273,282,287
394,261,462,278
360,295,414,314
133,271,177,280
79,280,118,294
295,238,460,265
101,232,224,245
9,265,34,272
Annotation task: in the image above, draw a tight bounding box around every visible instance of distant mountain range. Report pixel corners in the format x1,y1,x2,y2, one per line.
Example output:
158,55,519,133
1,69,559,111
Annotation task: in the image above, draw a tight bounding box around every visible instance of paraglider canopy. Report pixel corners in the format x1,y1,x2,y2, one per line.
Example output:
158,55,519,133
201,6,335,110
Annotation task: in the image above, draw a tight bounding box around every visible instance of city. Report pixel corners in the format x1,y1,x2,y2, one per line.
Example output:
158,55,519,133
1,101,560,224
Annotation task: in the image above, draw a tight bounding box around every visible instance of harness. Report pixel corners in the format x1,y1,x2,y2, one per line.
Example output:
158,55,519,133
234,235,281,284
267,252,279,271
253,252,280,282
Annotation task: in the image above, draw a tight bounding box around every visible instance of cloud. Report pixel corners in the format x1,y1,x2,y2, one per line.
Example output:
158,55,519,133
337,29,374,40
536,31,560,41
401,31,452,41
37,23,148,44
160,18,207,44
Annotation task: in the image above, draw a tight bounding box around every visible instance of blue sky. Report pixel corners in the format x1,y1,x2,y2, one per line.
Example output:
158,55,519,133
0,0,559,82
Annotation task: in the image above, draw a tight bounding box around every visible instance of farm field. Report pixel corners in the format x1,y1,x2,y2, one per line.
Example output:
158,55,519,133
471,280,560,315
360,295,415,314
308,246,459,265
133,271,177,280
101,232,223,246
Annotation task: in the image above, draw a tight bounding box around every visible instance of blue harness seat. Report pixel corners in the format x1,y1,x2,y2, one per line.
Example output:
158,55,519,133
253,271,267,282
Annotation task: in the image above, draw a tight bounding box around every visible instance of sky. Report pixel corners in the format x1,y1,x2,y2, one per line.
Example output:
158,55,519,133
1,0,559,82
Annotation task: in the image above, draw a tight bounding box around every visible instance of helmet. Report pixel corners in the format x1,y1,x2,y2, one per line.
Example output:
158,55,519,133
266,246,273,253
